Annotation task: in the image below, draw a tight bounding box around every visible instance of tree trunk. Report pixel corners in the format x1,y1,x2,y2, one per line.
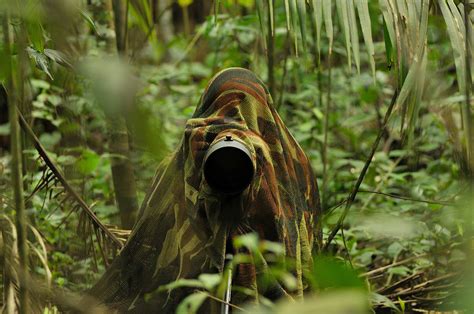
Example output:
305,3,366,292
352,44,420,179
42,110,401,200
108,0,138,229
2,12,29,314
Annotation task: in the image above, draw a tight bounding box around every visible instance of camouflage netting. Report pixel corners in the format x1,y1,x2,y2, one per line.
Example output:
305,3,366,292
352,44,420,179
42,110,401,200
89,68,322,312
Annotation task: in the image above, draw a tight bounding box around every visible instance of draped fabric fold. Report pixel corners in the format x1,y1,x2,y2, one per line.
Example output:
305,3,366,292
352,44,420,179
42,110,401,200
89,68,321,312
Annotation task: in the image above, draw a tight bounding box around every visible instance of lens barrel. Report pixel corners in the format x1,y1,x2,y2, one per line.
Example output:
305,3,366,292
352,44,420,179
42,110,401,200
203,135,254,195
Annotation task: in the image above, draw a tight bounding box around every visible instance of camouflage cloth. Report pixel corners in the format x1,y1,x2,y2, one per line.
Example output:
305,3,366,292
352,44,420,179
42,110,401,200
90,68,322,312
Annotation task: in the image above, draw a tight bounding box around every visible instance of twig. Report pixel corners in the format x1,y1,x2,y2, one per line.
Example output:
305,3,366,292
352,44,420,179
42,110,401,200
277,33,290,110
361,253,426,278
358,190,455,206
324,90,399,250
386,272,459,298
17,110,123,248
321,53,332,210
196,291,248,313
377,272,422,294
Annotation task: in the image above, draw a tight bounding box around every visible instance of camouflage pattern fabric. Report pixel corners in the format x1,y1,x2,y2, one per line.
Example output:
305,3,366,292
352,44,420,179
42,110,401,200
90,68,322,312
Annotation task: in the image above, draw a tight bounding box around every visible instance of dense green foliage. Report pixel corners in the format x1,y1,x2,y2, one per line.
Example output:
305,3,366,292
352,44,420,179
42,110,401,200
0,0,472,313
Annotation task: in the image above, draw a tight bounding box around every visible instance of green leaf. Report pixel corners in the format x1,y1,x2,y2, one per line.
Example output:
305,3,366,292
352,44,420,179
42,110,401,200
309,256,365,290
309,0,323,57
158,279,205,292
178,0,194,8
27,47,53,80
80,10,99,35
76,149,100,175
347,0,360,73
370,292,400,311
238,0,255,9
382,17,393,69
322,0,333,54
44,49,72,69
355,0,375,79
198,273,222,291
296,0,307,51
176,292,207,314
387,266,410,276
336,0,352,68
233,232,259,251
0,123,10,136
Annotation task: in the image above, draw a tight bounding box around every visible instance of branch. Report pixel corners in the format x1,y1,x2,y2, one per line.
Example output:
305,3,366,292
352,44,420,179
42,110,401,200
324,90,399,250
357,190,455,206
17,110,123,248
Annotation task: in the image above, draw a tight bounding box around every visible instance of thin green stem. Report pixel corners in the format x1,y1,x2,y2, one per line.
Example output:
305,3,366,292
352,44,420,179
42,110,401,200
266,0,275,98
324,90,399,250
2,11,29,313
322,53,332,210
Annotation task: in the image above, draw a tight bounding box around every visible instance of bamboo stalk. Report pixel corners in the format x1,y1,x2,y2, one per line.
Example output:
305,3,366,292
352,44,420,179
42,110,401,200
109,0,139,229
2,12,29,314
266,0,275,98
321,53,332,210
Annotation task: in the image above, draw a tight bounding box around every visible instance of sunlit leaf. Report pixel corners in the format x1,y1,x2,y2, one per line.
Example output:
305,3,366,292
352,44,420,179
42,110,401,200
27,47,53,80
176,292,207,314
308,256,365,290
178,0,194,8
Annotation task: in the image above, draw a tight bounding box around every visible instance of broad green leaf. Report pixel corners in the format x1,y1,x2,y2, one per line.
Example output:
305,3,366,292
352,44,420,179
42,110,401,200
308,256,365,290
25,19,44,52
176,292,207,314
76,149,100,175
198,273,222,291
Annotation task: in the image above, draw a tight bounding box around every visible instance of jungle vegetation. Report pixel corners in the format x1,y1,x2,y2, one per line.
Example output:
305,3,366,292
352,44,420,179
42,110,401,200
0,0,473,313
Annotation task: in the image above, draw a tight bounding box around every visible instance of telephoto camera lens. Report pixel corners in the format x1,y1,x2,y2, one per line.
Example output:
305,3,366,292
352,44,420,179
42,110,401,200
203,135,254,195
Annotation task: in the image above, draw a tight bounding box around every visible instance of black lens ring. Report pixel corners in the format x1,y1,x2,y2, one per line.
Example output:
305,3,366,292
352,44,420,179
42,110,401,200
203,136,254,195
